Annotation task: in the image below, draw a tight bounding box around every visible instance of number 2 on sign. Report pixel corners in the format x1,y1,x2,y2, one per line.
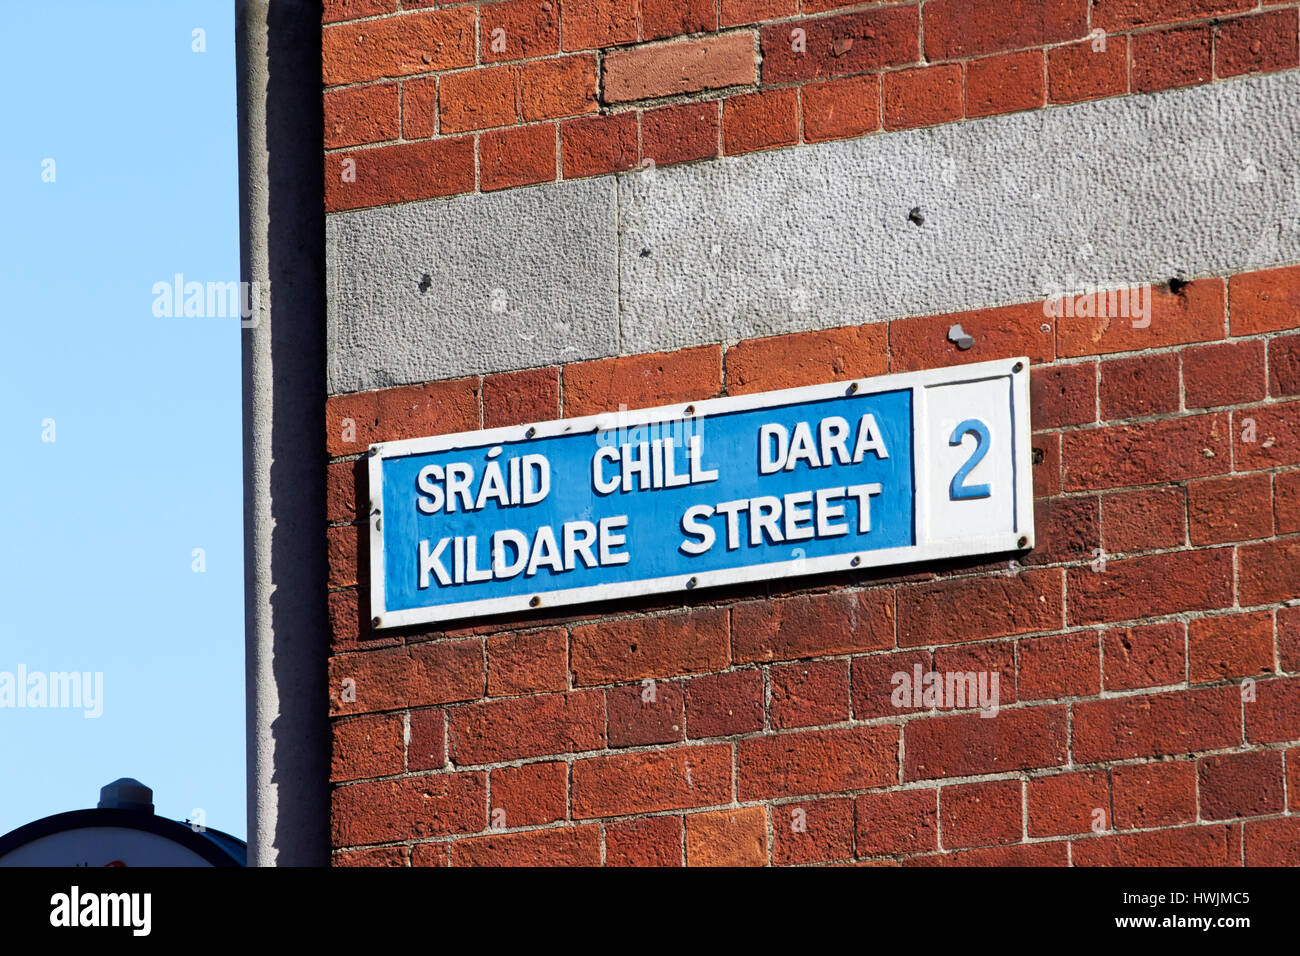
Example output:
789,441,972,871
949,419,991,500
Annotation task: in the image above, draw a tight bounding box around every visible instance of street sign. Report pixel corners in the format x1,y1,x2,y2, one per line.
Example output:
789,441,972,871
368,356,1034,627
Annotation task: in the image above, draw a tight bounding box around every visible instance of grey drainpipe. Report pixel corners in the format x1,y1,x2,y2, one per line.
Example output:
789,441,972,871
236,0,329,866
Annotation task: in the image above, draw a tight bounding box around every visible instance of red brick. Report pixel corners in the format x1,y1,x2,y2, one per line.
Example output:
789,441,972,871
882,65,962,131
519,55,599,121
801,74,881,143
931,641,1016,709
1239,538,1300,606
769,659,849,729
1244,817,1300,866
897,569,1063,647
323,0,395,24
1099,352,1179,419
562,0,638,50
721,0,793,26
684,669,764,737
482,366,560,428
1101,487,1185,553
329,587,401,654
408,707,446,771
1184,339,1266,408
924,0,1087,60
739,725,897,798
571,608,730,684
1022,495,1099,567
1062,413,1230,491
759,6,920,84
941,779,1022,849
607,680,685,746
401,76,438,138
1188,611,1274,684
572,744,731,816
561,112,638,178
1092,0,1251,32
605,815,683,866
726,324,888,395
1069,549,1234,626
450,690,605,763
326,459,365,525
329,639,483,716
1290,746,1300,807
332,713,404,782
1027,770,1108,837
904,706,1068,779
326,137,476,212
1034,433,1062,497
440,66,518,133
486,627,567,697
1102,621,1186,691
480,123,556,191
1072,824,1236,866
490,761,567,827
1230,265,1300,335
1199,750,1284,819
850,649,932,720
1031,361,1096,429
1019,631,1099,700
800,0,874,11
563,345,721,416
1132,23,1212,92
908,841,1068,866
640,101,719,167
325,83,400,149
452,824,601,865
1270,334,1300,397
733,589,894,663
1187,473,1272,545
1279,606,1300,671
1057,278,1224,357
334,845,408,866
1047,36,1129,103
685,806,767,866
641,0,716,40
1279,472,1300,535
1112,760,1197,828
1246,676,1300,743
1235,400,1300,470
772,797,854,864
1072,685,1241,762
722,88,797,154
412,842,455,866
323,9,476,85
332,772,485,845
604,33,755,104
481,0,560,63
965,49,1046,118
890,302,1053,371
327,522,364,589
1216,8,1300,77
855,789,938,856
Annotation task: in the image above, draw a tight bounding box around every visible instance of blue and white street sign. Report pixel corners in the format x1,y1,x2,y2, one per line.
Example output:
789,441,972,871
368,357,1034,627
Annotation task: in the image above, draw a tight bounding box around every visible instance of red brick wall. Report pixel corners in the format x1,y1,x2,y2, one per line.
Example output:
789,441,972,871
322,0,1300,211
326,263,1300,866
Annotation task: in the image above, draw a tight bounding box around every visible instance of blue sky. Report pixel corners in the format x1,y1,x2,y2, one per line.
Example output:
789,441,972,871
0,2,245,838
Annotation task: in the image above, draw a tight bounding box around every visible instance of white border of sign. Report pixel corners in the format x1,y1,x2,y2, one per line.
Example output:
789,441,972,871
368,357,1034,628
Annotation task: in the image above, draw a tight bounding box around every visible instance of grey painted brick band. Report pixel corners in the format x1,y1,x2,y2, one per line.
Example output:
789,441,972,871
327,177,619,392
326,70,1300,394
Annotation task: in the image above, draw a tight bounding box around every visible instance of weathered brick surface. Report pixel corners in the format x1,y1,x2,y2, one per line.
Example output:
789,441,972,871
325,251,1300,864
319,3,1300,210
